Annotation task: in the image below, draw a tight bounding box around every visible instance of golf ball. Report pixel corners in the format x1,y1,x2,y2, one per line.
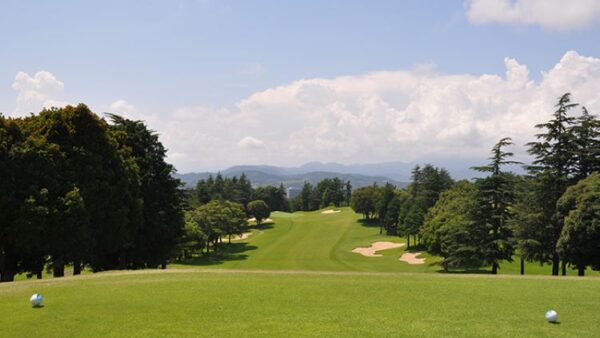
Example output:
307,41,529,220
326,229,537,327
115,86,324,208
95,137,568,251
545,309,558,323
30,293,43,307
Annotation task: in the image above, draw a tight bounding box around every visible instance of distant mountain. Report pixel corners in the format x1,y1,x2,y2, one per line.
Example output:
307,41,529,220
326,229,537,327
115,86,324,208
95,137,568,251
175,159,525,189
174,169,406,190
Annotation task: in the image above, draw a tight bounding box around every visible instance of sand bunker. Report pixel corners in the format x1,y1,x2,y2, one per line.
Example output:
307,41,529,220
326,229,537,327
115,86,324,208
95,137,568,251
230,232,252,241
248,218,273,224
321,209,341,215
352,242,406,257
399,252,426,265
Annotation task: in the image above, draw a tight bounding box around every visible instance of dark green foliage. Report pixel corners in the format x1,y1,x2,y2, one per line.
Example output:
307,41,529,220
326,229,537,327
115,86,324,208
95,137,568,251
0,105,184,281
524,93,580,275
351,186,381,219
290,178,348,211
253,185,289,212
469,138,520,274
571,107,600,179
421,181,478,270
376,183,396,234
398,164,454,246
109,114,185,269
187,200,247,250
247,200,270,225
557,173,600,275
195,173,254,208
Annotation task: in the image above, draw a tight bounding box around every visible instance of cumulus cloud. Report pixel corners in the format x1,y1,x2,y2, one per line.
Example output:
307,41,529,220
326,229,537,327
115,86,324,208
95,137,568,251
465,0,600,30
238,136,265,149
10,53,600,174
12,71,69,115
108,99,159,125
158,51,600,172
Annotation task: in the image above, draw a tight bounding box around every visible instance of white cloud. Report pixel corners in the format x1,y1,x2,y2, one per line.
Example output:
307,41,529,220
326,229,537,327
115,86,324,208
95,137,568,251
465,0,600,30
238,136,265,149
11,70,68,115
108,99,159,125
158,51,600,172
10,53,600,174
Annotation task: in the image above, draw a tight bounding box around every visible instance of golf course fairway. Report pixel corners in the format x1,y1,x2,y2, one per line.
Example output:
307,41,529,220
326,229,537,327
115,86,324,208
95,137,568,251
3,208,599,337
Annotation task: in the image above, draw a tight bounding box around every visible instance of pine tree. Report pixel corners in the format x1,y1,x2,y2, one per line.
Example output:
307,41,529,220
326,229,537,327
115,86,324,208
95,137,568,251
525,93,579,275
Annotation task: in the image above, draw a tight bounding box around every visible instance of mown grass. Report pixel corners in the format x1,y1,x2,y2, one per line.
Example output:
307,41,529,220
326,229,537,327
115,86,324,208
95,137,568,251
2,270,599,337
174,207,598,276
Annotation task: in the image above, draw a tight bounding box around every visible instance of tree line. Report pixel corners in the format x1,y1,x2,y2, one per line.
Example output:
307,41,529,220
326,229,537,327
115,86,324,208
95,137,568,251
179,175,353,259
351,93,600,276
0,105,184,282
290,178,352,211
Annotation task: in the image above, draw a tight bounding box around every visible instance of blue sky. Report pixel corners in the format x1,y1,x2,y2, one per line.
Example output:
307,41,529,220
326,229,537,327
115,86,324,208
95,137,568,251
2,1,600,172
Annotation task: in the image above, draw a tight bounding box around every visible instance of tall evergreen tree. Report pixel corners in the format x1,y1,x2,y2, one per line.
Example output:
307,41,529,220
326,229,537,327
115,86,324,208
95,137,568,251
525,93,579,275
470,138,520,274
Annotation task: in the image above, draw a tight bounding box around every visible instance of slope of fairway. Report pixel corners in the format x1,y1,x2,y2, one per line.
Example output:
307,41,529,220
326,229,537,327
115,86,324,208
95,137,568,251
174,208,598,276
174,208,437,272
2,270,600,337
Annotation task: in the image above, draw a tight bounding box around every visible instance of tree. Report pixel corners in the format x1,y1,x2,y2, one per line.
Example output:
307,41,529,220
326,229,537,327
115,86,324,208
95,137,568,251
190,200,247,250
109,115,185,269
470,138,520,274
351,186,381,220
247,200,270,226
525,93,579,275
571,107,600,180
376,183,396,234
253,185,288,212
399,164,454,247
556,173,600,276
33,105,143,272
421,181,478,271
344,180,352,206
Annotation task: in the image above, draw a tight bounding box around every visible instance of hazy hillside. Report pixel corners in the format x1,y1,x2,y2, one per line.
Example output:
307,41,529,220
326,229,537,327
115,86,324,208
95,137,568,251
175,169,406,189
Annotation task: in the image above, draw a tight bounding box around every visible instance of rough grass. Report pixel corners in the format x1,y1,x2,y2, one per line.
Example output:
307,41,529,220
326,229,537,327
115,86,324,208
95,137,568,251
2,270,600,337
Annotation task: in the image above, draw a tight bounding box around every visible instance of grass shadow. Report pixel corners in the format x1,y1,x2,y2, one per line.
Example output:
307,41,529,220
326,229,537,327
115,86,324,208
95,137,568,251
436,268,492,274
254,222,274,230
357,219,380,228
177,242,258,266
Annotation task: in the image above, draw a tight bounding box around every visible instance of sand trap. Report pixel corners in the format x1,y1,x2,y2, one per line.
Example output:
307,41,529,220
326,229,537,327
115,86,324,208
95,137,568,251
247,218,273,224
352,242,405,257
230,232,252,241
399,252,426,265
321,209,341,214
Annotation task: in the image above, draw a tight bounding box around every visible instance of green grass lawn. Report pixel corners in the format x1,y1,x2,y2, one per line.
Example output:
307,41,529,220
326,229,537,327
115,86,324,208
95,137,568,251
174,207,598,276
2,270,599,337
5,207,599,337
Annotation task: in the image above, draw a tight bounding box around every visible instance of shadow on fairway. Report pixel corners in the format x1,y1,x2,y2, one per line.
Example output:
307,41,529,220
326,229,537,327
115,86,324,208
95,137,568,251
438,268,492,274
254,223,274,230
357,219,380,228
178,242,258,266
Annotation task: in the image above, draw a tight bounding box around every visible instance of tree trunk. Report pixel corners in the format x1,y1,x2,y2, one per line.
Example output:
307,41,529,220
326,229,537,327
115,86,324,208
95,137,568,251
561,260,567,276
36,271,43,279
0,269,15,282
578,266,585,276
73,260,82,275
161,262,167,270
520,258,524,275
53,258,65,277
407,235,410,249
551,253,559,276
491,262,498,275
